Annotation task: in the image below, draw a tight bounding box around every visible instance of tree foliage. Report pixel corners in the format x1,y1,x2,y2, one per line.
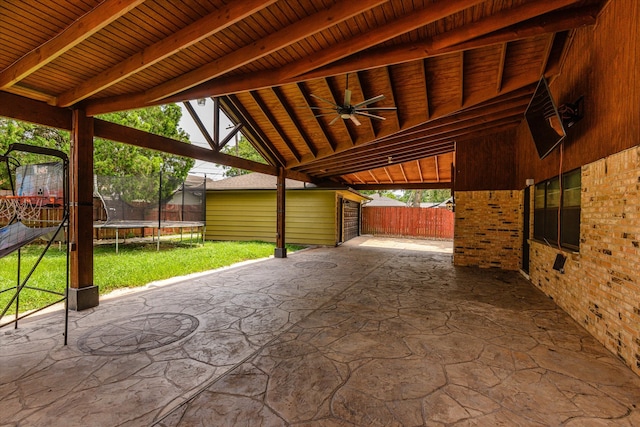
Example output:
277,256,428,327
0,104,194,190
96,104,193,179
219,135,267,177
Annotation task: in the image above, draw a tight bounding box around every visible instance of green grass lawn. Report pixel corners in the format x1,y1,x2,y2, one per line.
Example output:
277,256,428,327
0,240,304,316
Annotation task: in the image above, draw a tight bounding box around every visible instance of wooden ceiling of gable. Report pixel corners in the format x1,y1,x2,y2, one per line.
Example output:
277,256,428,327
0,0,605,188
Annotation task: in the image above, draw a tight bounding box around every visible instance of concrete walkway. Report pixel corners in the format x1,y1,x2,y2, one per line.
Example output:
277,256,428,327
1,237,639,426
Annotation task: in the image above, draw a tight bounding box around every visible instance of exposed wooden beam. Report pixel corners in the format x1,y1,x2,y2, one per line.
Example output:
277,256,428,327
459,51,465,108
223,94,285,167
434,156,440,182
90,5,598,116
416,160,424,183
297,4,596,83
296,82,336,152
280,0,486,79
399,164,408,183
182,101,216,150
0,92,71,130
368,170,379,184
496,42,507,93
295,89,532,169
353,182,452,190
0,0,144,90
57,0,275,107
271,87,317,158
249,91,302,163
145,0,387,103
383,167,393,183
93,118,278,176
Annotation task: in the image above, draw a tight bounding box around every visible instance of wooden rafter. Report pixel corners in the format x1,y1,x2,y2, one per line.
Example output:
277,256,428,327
280,0,486,80
496,43,507,93
182,101,216,150
92,6,599,115
270,87,317,158
249,91,301,163
435,156,440,182
368,170,380,184
144,0,387,103
56,0,275,107
416,160,424,183
383,167,393,183
296,82,336,152
399,164,408,183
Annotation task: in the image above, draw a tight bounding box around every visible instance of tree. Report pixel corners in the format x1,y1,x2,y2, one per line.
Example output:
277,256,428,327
399,189,451,205
0,104,195,189
219,135,267,177
96,104,194,179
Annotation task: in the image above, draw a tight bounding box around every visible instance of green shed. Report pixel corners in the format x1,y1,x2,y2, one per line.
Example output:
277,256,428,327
205,173,369,246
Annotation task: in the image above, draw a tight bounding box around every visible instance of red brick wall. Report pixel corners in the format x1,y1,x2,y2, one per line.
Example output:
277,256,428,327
453,190,522,270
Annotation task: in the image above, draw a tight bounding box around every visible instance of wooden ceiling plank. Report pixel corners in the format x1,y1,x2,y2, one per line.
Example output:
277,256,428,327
271,86,317,158
0,0,145,90
224,94,285,167
57,0,276,107
145,0,387,103
281,0,486,80
91,5,598,116
249,90,302,163
302,110,524,175
296,82,336,152
353,182,452,191
293,89,531,168
296,4,597,84
352,72,376,138
429,0,580,52
321,119,520,176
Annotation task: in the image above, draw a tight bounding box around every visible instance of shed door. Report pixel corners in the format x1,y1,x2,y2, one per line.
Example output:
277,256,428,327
342,200,360,242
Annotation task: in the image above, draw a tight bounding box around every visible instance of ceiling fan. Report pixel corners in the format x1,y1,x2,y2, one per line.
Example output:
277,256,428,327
309,74,396,126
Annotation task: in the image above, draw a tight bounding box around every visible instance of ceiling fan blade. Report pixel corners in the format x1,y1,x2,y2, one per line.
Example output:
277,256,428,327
314,113,338,118
349,115,361,126
309,106,338,110
310,93,339,108
356,107,397,111
344,89,352,107
354,111,386,121
329,115,341,125
352,94,385,108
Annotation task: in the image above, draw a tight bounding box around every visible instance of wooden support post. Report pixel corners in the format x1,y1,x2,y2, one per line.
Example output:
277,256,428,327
274,167,287,258
68,109,98,310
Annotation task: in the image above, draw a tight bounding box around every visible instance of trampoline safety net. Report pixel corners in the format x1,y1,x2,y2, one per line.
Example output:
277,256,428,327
93,174,205,227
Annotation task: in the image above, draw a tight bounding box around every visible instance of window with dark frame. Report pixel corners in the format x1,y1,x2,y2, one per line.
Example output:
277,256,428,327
533,168,581,250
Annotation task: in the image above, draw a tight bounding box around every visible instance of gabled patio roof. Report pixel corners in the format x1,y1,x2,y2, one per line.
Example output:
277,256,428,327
0,0,606,188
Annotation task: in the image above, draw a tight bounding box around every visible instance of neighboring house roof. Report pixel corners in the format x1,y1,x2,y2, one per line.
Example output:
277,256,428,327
365,194,406,207
207,172,307,190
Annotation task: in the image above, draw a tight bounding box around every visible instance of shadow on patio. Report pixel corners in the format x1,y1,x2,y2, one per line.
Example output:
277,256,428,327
1,237,639,426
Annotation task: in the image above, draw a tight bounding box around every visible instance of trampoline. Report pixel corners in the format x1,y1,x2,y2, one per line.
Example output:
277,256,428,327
93,174,206,252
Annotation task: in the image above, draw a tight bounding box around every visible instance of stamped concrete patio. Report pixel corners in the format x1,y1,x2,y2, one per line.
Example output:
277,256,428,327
2,236,640,426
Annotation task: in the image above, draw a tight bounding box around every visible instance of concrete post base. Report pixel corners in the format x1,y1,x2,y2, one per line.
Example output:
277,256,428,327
68,285,99,311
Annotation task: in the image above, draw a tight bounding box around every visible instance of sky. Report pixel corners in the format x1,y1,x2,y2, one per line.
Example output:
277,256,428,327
178,100,236,180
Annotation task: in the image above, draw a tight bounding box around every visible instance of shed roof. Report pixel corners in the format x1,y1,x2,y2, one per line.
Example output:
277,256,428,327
365,194,406,207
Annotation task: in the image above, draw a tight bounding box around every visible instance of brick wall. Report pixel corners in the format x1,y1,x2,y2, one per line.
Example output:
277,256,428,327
530,146,640,376
453,190,522,270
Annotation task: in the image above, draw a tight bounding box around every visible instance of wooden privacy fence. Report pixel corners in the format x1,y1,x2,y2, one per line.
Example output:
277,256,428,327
362,206,454,239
